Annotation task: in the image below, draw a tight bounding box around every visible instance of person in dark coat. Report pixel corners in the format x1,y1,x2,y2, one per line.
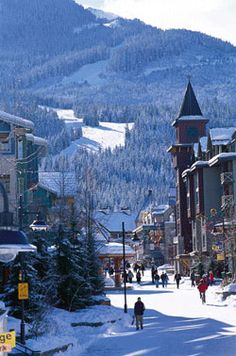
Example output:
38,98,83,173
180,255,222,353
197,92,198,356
190,271,195,287
140,263,145,276
128,270,134,283
151,265,156,284
134,297,145,330
160,272,165,288
136,270,141,284
174,273,182,289
154,272,160,288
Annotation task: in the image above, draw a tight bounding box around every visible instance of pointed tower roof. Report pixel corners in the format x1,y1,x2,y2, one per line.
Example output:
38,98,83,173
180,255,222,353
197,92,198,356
177,81,202,118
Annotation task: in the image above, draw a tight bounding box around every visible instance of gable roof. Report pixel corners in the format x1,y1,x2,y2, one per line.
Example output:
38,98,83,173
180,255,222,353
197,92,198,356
95,211,136,232
0,110,34,130
209,127,236,146
38,172,76,197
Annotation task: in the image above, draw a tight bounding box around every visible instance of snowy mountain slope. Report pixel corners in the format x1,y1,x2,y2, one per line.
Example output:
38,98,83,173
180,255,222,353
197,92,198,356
56,109,134,153
87,7,118,21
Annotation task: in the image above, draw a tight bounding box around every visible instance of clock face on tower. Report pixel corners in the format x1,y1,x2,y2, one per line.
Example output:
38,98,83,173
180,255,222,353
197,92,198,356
187,126,199,139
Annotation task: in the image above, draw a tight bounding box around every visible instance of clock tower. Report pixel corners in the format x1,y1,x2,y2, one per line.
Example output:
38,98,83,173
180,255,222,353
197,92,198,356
168,81,208,265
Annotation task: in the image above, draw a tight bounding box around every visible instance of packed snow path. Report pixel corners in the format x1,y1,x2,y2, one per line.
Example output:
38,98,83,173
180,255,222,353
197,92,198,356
83,273,236,356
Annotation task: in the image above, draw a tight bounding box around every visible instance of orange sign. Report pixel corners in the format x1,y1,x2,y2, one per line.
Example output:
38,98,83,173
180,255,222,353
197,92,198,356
18,282,29,300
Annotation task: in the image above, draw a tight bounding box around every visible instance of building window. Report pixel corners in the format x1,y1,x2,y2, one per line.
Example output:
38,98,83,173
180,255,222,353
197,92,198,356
0,141,10,153
0,175,10,193
202,233,207,251
18,140,23,159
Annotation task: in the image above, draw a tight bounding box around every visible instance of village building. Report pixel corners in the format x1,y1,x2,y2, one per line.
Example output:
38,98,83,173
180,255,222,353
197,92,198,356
0,110,47,226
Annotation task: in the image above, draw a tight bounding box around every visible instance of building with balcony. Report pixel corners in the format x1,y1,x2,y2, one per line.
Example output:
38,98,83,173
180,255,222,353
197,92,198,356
181,123,236,275
0,110,47,225
133,204,175,266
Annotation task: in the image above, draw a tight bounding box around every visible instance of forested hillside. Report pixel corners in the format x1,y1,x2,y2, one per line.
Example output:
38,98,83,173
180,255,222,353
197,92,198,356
1,0,236,209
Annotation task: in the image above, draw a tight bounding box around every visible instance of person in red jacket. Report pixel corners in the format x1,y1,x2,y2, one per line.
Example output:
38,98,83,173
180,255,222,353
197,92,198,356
197,279,208,304
209,271,214,286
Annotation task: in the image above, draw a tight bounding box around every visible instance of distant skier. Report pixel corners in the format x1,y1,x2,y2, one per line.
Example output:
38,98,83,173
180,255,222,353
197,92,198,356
134,297,145,330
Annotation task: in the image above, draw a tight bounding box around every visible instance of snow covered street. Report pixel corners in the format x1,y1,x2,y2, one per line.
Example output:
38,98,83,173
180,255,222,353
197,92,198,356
18,271,236,355
82,273,236,356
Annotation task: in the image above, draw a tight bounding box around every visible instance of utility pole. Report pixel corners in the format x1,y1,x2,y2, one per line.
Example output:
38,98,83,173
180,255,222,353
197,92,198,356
122,222,127,313
18,195,26,345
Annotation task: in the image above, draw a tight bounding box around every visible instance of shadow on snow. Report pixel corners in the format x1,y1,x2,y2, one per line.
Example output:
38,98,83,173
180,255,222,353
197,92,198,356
86,308,236,356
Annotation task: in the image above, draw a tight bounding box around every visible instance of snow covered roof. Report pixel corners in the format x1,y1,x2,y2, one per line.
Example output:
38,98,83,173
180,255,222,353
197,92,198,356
25,134,47,146
209,153,236,167
209,127,236,146
99,242,135,257
190,160,209,171
182,168,191,177
95,211,136,232
177,115,206,121
38,172,76,197
0,110,34,130
151,205,170,215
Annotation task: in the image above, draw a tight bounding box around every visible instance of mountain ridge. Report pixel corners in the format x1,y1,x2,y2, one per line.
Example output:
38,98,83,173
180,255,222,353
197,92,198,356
1,0,236,209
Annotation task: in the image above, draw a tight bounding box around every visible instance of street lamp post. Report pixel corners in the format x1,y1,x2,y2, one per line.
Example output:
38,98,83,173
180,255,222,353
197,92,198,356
122,222,127,313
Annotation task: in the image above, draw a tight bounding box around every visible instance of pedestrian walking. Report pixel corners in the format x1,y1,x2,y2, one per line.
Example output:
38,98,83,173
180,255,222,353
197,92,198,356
151,265,156,284
174,272,182,289
134,297,145,330
154,272,160,288
161,272,165,288
164,272,169,287
209,271,214,286
197,278,208,304
190,271,195,287
136,270,141,284
128,269,134,283
140,263,145,276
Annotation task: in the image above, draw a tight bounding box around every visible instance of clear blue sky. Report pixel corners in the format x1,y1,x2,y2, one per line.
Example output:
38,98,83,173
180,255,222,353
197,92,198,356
77,0,236,46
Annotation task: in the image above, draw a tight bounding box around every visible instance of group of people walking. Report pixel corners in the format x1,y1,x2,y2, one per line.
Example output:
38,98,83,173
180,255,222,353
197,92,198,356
132,269,216,331
122,262,145,284
151,266,169,288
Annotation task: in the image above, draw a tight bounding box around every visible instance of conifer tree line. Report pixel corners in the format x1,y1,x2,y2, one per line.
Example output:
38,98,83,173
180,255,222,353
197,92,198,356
2,184,104,337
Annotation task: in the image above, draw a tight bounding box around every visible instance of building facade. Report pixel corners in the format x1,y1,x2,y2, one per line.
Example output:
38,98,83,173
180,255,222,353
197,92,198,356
0,110,47,226
168,81,208,274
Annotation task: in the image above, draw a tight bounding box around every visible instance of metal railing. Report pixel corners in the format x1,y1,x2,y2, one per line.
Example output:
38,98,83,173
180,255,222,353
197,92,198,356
220,172,234,185
12,342,40,355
